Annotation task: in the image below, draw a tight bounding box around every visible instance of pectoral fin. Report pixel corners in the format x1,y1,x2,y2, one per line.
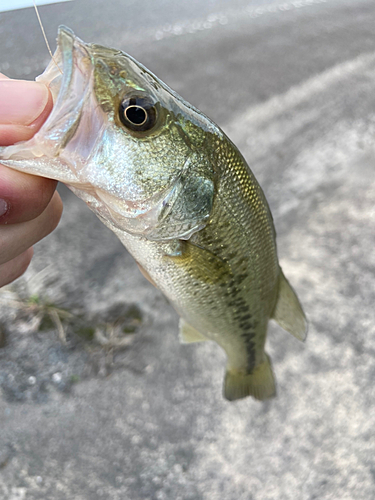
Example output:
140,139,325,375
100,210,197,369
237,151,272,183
166,240,232,285
136,262,158,288
179,318,208,343
272,269,307,341
224,354,276,401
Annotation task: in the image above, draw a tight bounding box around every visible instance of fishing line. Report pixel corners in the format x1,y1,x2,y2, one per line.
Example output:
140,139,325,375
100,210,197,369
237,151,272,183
33,0,63,74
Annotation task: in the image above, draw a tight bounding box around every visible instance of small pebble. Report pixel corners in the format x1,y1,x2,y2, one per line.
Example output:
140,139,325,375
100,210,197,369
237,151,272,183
52,372,62,384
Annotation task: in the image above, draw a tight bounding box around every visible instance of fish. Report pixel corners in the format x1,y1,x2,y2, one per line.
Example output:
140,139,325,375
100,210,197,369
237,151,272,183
0,26,307,401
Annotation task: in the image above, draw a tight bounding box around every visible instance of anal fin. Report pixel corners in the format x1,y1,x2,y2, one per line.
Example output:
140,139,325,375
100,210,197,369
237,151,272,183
272,269,308,341
179,318,208,344
224,354,276,401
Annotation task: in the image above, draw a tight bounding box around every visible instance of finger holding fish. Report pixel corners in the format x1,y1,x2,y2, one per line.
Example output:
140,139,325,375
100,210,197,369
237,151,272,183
0,165,59,224
0,73,54,145
0,73,62,287
0,190,62,265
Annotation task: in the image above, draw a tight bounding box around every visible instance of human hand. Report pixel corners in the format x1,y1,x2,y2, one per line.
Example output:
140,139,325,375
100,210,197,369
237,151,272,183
0,73,63,287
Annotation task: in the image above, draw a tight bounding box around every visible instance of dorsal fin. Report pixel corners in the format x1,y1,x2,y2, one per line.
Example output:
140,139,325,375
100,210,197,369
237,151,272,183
272,269,308,341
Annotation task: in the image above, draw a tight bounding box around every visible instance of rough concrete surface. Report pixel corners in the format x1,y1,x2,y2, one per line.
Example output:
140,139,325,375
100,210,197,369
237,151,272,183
0,0,374,499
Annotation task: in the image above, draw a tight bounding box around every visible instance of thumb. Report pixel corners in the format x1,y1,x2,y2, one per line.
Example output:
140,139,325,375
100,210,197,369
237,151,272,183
0,75,53,146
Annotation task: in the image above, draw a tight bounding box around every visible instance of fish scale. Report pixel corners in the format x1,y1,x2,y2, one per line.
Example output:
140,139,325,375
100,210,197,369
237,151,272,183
0,26,307,401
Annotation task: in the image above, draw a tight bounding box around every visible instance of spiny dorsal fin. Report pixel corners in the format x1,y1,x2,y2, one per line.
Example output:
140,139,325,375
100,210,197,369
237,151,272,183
272,269,308,341
179,318,208,343
224,354,276,401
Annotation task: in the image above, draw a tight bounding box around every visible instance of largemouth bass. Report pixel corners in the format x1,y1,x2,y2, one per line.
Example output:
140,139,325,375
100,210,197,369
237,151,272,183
0,27,307,401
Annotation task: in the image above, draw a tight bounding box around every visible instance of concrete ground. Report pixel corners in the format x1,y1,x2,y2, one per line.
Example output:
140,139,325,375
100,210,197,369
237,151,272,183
0,0,375,499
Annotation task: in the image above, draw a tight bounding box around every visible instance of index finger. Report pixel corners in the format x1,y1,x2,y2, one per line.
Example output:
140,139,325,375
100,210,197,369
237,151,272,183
0,165,58,224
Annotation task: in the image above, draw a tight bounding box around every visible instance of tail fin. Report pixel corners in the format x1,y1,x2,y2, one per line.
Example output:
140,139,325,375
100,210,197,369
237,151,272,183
272,269,308,341
224,355,276,401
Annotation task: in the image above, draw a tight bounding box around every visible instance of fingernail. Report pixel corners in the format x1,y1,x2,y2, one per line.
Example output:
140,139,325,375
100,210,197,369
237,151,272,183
0,199,8,217
0,80,49,126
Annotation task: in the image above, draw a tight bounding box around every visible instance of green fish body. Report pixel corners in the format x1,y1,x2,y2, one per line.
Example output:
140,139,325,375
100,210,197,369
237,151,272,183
0,27,307,401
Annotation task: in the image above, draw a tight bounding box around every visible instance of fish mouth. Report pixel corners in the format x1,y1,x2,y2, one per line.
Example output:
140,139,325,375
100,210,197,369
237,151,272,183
35,25,93,156
0,26,95,180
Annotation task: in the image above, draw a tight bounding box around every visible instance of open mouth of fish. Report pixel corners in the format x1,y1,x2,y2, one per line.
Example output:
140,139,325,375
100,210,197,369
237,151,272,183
44,27,90,106
0,26,100,180
0,26,92,169
33,26,95,161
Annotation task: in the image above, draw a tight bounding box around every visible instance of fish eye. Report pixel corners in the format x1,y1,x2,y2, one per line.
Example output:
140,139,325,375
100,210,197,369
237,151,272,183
119,96,158,132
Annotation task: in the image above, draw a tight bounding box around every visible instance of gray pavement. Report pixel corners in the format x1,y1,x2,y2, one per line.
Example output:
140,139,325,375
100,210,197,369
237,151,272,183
1,0,375,499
